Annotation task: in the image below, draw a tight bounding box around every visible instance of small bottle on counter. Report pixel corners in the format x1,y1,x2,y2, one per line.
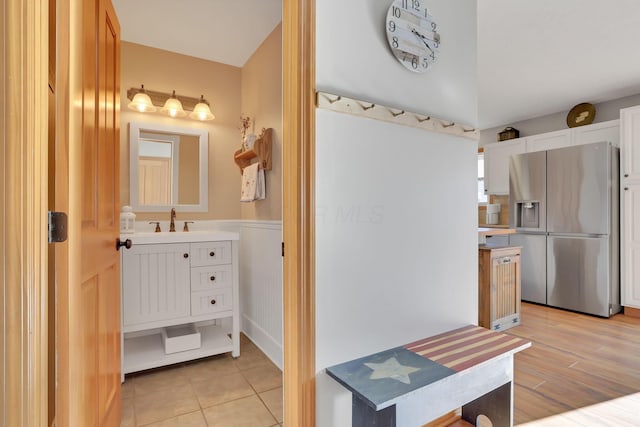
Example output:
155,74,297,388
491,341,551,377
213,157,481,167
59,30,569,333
120,205,136,234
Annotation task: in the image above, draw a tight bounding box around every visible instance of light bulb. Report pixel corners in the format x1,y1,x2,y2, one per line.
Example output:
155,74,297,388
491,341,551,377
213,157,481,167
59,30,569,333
128,85,157,112
188,95,215,121
161,90,186,118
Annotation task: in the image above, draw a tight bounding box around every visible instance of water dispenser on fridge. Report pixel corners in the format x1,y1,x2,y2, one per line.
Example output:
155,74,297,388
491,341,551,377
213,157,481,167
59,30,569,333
514,201,541,229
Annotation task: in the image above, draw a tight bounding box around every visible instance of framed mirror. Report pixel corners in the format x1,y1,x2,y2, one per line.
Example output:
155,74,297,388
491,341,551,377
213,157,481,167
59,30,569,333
130,121,208,212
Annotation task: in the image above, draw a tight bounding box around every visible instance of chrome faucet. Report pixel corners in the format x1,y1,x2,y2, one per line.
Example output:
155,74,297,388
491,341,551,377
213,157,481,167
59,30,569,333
169,208,176,232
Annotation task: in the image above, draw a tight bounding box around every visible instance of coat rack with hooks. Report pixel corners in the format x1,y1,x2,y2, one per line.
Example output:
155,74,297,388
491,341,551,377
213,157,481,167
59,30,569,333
316,91,478,140
234,127,273,173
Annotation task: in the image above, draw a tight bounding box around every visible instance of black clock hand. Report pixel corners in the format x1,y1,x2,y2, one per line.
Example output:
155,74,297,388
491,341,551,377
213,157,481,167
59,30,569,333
411,28,434,53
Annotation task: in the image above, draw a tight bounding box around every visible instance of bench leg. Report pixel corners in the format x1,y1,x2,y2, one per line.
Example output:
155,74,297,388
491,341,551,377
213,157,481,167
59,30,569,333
461,382,512,427
352,394,396,427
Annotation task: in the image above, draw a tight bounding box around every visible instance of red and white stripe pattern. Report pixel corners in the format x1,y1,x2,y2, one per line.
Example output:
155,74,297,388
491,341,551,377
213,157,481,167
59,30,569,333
405,325,529,372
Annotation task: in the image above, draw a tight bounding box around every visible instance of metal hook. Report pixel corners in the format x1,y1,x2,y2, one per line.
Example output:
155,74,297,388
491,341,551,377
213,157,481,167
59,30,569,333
441,121,455,128
463,127,476,133
416,115,431,123
325,94,342,104
357,101,375,111
390,109,405,117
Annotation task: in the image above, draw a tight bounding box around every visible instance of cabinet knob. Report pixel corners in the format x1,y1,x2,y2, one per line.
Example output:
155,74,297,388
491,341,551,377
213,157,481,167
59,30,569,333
183,253,189,258
210,276,216,281
624,187,629,191
209,251,215,257
625,173,629,178
210,299,216,305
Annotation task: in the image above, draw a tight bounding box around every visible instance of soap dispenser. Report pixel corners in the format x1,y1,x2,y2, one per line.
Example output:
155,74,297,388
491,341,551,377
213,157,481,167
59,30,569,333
120,205,136,234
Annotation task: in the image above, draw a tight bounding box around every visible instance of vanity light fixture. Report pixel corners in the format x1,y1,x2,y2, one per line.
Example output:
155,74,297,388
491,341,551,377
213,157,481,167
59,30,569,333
127,85,157,112
126,86,215,121
161,90,187,118
189,95,215,121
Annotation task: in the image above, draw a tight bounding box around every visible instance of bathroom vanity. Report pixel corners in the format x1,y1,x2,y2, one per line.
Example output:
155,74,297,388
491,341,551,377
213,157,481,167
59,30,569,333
120,230,239,375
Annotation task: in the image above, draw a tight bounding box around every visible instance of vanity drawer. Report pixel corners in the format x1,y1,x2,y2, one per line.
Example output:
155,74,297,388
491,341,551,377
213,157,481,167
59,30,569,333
190,265,233,292
191,288,232,316
189,241,232,266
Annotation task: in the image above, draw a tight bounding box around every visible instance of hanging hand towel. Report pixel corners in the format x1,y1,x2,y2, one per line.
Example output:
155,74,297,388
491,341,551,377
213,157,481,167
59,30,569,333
240,163,265,202
255,167,265,201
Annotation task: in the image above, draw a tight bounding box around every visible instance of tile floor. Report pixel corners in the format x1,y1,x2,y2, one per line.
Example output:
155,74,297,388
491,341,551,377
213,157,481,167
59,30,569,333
121,334,283,427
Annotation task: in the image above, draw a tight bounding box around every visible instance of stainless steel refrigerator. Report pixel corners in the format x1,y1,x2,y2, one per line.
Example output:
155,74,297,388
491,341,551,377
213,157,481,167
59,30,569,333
509,141,620,317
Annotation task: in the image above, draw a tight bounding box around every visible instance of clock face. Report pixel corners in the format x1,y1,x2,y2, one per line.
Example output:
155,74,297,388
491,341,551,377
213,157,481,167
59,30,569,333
385,0,440,73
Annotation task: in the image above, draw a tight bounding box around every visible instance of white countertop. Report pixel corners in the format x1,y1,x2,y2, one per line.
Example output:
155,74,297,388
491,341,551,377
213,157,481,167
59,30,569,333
121,230,239,245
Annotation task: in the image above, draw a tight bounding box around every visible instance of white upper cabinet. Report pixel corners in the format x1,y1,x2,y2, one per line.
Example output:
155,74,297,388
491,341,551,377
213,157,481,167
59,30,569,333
620,106,640,310
621,106,640,181
574,119,620,147
526,129,572,153
483,119,622,196
484,138,526,195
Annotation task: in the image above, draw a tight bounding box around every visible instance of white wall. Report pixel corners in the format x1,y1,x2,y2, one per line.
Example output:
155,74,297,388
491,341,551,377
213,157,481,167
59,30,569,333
317,0,477,126
315,1,478,425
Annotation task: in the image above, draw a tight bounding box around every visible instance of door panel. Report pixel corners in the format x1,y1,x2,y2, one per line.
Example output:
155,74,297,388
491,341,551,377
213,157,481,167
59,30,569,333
547,235,610,317
99,264,121,423
509,233,546,304
547,142,610,235
509,151,546,231
74,0,121,424
80,276,99,427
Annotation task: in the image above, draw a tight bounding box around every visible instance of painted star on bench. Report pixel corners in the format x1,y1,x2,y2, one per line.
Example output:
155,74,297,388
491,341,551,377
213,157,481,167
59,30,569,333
364,357,420,385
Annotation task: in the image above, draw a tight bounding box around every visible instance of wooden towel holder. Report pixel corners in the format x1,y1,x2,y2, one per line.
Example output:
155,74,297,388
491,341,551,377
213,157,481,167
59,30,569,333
233,127,272,173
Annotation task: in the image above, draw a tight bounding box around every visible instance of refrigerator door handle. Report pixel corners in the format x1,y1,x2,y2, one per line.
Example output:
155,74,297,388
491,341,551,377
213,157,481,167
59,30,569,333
548,233,607,239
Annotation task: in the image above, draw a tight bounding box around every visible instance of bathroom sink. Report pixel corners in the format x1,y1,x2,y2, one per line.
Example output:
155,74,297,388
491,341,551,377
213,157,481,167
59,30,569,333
123,230,239,245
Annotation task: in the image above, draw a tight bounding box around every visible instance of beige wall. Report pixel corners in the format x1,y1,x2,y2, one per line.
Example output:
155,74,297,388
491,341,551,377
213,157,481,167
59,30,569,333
178,134,199,205
240,23,283,220
120,41,242,220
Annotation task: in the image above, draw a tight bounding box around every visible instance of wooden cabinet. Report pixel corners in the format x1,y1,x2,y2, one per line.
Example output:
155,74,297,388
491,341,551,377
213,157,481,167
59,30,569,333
483,139,526,195
478,245,521,331
121,238,239,374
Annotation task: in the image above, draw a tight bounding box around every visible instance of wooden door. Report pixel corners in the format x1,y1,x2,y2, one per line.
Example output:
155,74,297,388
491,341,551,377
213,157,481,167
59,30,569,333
60,0,121,424
139,157,172,204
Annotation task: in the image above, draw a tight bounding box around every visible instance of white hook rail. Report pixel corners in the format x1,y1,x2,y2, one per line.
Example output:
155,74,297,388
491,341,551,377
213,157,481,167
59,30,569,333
316,91,478,140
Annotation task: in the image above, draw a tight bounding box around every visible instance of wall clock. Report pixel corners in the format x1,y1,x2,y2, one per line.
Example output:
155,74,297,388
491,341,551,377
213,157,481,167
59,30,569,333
385,0,440,73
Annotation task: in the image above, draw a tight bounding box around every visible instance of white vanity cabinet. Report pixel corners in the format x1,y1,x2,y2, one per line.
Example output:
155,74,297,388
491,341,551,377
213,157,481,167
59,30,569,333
122,243,191,327
121,232,239,375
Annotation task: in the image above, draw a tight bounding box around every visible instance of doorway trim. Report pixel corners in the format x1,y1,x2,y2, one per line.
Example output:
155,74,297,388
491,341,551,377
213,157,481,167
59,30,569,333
283,0,316,425
1,0,49,424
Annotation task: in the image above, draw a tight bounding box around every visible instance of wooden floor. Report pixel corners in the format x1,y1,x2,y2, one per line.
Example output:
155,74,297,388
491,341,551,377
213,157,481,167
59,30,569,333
507,303,640,426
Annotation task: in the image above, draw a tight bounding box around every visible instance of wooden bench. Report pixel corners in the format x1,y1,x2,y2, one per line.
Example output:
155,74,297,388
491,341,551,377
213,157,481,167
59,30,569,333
325,325,531,427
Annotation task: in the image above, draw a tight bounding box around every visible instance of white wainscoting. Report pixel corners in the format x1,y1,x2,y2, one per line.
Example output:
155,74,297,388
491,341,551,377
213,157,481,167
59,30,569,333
237,221,283,369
